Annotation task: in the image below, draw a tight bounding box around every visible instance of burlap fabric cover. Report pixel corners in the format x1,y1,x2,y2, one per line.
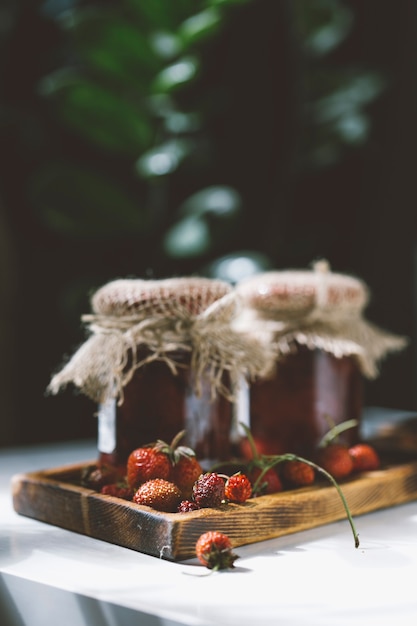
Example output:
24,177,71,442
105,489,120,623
234,260,407,379
48,276,273,404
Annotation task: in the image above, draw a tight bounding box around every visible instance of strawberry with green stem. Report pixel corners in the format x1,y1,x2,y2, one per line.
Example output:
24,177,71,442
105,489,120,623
243,427,283,496
316,419,358,480
166,431,203,499
127,430,202,494
318,416,380,475
241,423,360,548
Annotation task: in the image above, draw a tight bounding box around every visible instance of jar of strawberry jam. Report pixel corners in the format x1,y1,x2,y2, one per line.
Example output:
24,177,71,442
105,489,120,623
48,276,268,469
234,261,407,458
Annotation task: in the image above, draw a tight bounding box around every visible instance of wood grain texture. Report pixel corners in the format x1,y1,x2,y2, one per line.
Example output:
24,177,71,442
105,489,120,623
12,460,417,561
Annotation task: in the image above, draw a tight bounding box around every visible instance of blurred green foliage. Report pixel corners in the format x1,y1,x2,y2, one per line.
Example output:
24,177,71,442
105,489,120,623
2,0,416,445
30,0,383,291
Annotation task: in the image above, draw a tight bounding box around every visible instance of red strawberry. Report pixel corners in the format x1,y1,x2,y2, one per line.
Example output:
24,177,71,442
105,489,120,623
133,478,182,512
349,443,381,472
140,430,203,498
248,466,283,496
192,472,226,508
195,531,238,570
224,473,252,503
171,456,203,499
316,444,354,480
100,482,134,500
177,500,199,512
127,446,171,489
282,460,315,487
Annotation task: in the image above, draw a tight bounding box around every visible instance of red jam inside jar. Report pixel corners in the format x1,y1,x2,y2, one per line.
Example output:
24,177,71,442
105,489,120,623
98,348,234,469
242,345,362,458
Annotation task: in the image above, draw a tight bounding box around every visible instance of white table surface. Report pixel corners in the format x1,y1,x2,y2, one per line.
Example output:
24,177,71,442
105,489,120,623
1,434,417,626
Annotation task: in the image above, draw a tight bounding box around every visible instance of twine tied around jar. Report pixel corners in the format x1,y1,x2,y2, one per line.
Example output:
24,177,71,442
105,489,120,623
47,291,274,404
234,261,408,379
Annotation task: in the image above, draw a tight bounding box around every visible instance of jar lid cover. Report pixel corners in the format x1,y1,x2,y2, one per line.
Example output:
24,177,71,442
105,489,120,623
234,260,407,379
92,276,232,317
236,260,368,314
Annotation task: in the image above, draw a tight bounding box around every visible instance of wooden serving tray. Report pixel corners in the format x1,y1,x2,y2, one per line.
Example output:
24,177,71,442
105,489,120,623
12,459,417,561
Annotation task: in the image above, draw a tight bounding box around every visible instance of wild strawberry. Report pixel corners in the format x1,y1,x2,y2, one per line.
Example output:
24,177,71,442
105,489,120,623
192,472,226,508
195,531,238,570
239,424,360,548
177,500,199,512
282,460,315,487
316,444,354,480
139,430,203,498
133,478,182,512
127,446,171,489
349,443,381,472
100,482,134,500
248,466,283,496
171,456,203,499
224,473,252,503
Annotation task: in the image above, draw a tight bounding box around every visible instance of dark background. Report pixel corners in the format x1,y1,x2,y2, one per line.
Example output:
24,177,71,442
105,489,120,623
1,0,416,448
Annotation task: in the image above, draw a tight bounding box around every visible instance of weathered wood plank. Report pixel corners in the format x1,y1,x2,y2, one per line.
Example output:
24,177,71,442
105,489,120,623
11,460,417,561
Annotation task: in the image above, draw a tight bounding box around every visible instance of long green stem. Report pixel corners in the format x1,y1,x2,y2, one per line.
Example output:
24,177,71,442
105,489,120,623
240,422,259,460
258,453,360,549
238,422,360,548
317,419,359,448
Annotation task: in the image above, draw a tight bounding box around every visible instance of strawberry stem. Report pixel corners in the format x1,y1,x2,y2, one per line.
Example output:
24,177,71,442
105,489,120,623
240,422,260,460
169,430,186,449
257,453,360,548
238,424,359,548
318,419,359,448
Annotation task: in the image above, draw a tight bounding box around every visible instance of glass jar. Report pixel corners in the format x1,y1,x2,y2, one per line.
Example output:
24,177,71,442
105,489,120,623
49,276,256,470
234,261,407,459
98,348,234,469
90,276,237,468
246,346,362,457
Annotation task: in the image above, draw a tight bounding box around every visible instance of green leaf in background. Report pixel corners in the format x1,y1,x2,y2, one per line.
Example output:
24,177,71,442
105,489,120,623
61,11,162,87
126,0,199,31
295,0,353,57
152,56,199,93
207,0,251,6
163,215,211,258
313,72,385,122
163,110,201,134
178,7,222,47
29,163,147,238
150,31,183,60
46,78,153,155
179,186,242,218
135,139,194,178
163,186,242,259
203,250,272,283
334,112,369,144
147,94,201,133
305,71,385,162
